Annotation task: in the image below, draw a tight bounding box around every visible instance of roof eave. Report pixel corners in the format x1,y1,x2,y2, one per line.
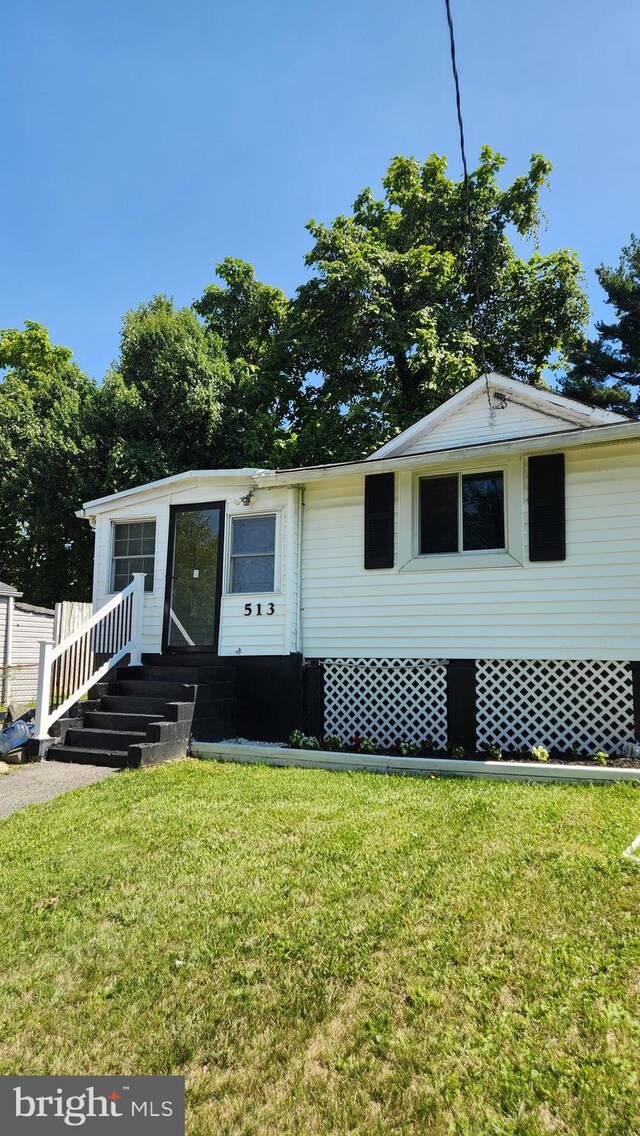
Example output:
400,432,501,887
79,467,271,516
254,421,640,487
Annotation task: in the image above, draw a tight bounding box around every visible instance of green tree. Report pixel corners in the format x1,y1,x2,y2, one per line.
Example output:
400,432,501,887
560,236,640,416
194,258,295,467
93,295,233,490
289,147,589,462
0,322,96,605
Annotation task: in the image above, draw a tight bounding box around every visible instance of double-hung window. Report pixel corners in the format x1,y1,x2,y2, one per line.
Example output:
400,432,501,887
419,471,505,555
111,521,156,592
230,514,277,593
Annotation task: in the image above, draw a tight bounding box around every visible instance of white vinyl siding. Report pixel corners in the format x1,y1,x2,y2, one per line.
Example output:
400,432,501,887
11,606,55,665
300,440,640,661
401,396,581,456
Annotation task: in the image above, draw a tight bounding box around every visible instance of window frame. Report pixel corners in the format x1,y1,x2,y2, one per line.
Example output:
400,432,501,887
108,517,157,595
226,511,281,595
398,457,524,572
419,469,506,557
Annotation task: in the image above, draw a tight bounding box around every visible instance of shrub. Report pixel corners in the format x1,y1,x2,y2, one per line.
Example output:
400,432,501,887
447,744,465,759
592,750,608,765
322,735,345,752
481,743,502,761
289,730,320,750
351,735,378,754
530,745,549,763
396,740,419,757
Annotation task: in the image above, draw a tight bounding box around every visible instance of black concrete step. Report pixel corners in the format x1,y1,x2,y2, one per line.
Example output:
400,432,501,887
101,694,176,715
65,727,147,751
122,664,202,683
110,679,197,700
51,746,129,767
84,711,163,732
142,652,225,667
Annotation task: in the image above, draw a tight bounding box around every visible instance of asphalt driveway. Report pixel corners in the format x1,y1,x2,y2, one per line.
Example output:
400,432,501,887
0,761,115,820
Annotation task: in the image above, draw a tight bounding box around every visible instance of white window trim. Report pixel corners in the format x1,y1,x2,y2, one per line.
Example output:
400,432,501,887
224,509,282,596
108,516,158,595
397,456,524,572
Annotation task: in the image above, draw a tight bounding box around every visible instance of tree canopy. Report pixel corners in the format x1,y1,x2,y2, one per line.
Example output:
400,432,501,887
286,148,589,461
194,259,295,467
0,322,96,605
92,295,232,491
560,236,640,416
0,147,604,605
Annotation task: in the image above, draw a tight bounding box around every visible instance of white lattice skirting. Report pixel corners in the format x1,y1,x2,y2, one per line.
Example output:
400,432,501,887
322,659,448,750
476,659,635,755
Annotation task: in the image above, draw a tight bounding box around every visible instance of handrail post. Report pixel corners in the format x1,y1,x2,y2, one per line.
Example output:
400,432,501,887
130,573,145,667
35,640,53,741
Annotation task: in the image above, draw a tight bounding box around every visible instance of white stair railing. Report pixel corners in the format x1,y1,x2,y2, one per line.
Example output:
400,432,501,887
35,573,145,741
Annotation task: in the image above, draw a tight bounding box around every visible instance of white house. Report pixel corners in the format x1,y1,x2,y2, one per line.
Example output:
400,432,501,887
0,581,55,704
63,373,640,763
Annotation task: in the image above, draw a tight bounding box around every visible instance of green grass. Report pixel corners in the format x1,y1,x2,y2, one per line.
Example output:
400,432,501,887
0,760,639,1135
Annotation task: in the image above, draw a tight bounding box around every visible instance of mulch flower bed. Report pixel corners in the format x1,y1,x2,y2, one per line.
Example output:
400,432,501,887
286,731,640,770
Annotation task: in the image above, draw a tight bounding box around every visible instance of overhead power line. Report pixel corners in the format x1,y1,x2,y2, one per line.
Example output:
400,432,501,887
443,0,491,399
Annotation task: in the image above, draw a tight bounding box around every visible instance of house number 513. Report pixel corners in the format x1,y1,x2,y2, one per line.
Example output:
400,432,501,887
243,602,275,616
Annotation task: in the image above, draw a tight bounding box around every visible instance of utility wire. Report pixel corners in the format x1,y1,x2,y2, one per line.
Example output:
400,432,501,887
443,0,491,402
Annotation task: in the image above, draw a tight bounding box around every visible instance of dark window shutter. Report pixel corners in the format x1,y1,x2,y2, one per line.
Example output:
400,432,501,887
528,454,566,561
364,473,394,569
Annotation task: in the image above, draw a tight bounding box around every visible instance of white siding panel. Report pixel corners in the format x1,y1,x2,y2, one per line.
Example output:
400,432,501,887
11,608,55,663
301,441,640,661
402,395,580,455
0,596,8,665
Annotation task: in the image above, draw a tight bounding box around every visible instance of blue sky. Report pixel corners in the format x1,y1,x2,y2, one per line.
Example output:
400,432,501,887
2,0,638,381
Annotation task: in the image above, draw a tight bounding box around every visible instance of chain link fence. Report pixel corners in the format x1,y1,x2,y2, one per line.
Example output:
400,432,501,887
0,663,40,709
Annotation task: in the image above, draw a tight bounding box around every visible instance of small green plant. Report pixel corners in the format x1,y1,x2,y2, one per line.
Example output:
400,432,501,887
447,744,466,759
322,735,345,752
398,740,421,757
289,730,320,750
351,735,377,754
592,750,608,765
530,745,549,763
481,742,502,761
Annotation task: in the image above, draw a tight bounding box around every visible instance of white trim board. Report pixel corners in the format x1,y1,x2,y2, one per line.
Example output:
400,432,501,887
192,742,640,785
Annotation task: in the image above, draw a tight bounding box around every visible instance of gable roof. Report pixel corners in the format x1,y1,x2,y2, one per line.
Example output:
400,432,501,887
15,601,54,616
368,373,627,461
0,580,22,598
80,468,268,516
77,374,637,512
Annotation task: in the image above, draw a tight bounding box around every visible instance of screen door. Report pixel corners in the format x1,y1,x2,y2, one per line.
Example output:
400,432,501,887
163,503,224,650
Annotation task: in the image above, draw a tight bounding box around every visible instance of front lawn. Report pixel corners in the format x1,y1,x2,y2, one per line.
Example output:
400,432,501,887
0,761,639,1135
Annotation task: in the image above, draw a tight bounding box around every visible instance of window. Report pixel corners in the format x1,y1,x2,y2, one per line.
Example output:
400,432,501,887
419,471,505,555
111,521,156,592
230,514,276,593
